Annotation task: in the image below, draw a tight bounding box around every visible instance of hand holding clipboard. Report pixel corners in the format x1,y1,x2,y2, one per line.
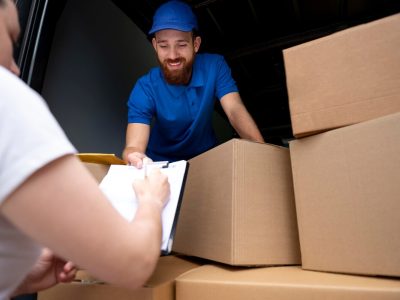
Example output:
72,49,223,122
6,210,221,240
99,160,189,255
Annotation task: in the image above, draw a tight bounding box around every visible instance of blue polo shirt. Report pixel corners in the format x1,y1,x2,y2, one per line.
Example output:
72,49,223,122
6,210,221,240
127,53,238,161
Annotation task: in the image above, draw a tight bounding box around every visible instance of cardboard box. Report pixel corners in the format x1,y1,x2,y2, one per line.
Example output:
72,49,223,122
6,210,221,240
290,112,400,277
38,255,201,300
176,265,400,300
283,13,400,138
172,138,301,266
79,153,125,182
83,162,110,182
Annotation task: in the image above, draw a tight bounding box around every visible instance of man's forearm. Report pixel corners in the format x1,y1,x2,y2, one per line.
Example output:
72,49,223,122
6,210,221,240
230,110,265,143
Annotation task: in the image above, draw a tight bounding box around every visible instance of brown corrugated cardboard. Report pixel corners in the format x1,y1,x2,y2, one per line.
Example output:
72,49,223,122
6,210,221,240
38,255,201,300
83,162,110,182
172,138,300,266
283,13,400,138
176,265,400,300
290,112,400,277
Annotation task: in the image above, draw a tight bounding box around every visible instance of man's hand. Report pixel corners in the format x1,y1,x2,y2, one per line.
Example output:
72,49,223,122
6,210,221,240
12,248,77,297
127,152,153,169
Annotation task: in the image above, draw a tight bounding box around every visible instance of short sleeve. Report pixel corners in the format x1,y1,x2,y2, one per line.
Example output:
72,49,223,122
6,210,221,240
0,68,76,203
214,55,239,100
127,76,155,125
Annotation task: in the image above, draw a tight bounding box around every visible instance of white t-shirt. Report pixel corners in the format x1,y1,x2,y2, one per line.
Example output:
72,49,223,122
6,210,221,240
0,66,76,299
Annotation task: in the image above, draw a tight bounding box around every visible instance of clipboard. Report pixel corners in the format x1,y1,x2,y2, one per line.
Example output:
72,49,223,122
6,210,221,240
77,153,126,165
98,160,189,255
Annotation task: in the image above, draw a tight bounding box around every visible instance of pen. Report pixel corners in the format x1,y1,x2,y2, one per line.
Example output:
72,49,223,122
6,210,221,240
143,160,169,178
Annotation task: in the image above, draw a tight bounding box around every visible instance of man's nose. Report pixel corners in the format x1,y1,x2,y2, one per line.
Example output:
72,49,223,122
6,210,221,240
167,46,179,60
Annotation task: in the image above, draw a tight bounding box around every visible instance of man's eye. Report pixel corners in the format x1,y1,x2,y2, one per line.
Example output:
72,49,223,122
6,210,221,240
178,44,187,48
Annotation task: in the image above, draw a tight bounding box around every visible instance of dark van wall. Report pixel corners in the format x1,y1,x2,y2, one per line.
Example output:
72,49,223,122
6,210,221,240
42,0,157,156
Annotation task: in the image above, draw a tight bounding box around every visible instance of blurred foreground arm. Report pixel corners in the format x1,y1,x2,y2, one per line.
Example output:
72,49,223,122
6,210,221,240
2,154,170,290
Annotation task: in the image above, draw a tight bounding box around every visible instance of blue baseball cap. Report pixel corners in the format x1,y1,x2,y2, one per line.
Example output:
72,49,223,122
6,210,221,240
149,1,198,35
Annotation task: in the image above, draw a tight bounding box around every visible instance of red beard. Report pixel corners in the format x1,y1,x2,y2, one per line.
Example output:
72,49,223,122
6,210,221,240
160,56,194,85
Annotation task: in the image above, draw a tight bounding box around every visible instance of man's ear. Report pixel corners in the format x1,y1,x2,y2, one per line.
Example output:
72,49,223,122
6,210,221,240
194,36,201,53
152,37,157,51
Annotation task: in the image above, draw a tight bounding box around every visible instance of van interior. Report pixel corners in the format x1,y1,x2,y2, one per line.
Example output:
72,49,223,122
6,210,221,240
14,0,400,155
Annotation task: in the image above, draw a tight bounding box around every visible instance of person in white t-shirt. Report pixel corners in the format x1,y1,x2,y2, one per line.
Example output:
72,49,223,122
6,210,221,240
0,0,170,298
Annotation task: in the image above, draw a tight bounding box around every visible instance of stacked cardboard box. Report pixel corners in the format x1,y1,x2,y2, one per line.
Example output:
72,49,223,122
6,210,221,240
174,12,400,300
172,138,301,266
284,13,400,138
176,265,400,300
289,113,400,277
284,13,400,278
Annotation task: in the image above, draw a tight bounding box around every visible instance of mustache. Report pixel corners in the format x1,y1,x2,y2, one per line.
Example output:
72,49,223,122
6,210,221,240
164,57,186,65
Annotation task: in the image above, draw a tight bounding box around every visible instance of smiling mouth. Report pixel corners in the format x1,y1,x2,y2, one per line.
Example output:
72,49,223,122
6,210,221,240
167,61,183,70
165,58,185,69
